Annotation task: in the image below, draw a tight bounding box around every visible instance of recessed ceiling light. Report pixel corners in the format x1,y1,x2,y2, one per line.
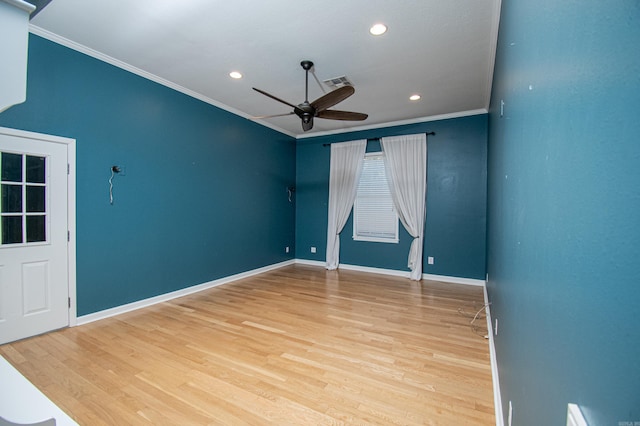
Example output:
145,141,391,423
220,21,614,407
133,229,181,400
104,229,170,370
229,71,243,79
369,23,387,36
409,94,421,101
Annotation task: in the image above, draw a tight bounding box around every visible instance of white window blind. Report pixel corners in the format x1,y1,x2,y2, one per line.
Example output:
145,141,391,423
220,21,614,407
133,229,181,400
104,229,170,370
353,153,398,243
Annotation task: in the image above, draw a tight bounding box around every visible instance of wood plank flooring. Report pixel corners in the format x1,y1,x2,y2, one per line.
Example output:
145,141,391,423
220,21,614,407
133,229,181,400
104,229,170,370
0,265,494,425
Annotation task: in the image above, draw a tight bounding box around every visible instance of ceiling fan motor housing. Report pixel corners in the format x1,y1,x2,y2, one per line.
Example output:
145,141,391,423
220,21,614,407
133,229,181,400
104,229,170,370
295,102,315,119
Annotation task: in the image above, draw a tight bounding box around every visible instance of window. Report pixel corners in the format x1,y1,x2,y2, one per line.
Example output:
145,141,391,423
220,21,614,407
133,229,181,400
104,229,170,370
1,152,47,245
353,152,398,243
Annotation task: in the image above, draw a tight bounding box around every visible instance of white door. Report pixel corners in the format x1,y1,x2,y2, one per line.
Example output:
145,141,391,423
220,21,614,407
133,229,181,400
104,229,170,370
0,129,71,344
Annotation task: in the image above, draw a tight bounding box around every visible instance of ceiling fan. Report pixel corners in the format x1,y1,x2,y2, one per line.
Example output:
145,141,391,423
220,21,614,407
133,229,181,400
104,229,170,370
252,60,368,132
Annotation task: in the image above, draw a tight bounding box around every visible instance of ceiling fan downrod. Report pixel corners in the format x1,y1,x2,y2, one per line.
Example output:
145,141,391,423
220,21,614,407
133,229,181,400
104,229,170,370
300,60,313,103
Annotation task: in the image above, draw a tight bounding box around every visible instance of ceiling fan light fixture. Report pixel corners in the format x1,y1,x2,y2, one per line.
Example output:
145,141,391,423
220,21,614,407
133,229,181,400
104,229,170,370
229,71,243,79
369,23,388,36
409,94,421,101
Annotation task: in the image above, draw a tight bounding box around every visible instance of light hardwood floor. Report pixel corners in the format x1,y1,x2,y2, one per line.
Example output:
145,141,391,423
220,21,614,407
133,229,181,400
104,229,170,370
0,265,494,425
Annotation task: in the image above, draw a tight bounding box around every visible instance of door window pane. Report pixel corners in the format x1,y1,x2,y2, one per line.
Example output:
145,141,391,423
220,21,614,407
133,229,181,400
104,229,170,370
26,155,46,183
1,152,49,246
26,186,45,212
1,153,23,182
26,215,46,242
1,216,22,244
1,184,23,213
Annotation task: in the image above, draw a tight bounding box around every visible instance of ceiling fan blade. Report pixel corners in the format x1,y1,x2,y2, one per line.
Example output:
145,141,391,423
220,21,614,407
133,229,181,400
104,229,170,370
302,117,314,132
252,88,297,109
310,85,355,113
252,112,295,119
317,109,368,121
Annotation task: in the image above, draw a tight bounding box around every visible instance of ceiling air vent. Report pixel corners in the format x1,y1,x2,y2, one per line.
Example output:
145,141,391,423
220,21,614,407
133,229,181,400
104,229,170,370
323,76,353,89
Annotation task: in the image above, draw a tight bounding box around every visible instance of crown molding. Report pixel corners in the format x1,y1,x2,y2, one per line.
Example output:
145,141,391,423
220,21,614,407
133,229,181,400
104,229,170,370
295,109,488,140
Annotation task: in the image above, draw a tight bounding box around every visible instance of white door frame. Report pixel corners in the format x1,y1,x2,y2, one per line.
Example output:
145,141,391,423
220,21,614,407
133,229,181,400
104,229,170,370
0,126,76,326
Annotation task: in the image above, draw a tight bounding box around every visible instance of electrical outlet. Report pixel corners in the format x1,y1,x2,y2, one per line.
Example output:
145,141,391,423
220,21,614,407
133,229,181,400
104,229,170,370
495,318,499,336
427,256,434,265
285,246,289,253
310,246,316,253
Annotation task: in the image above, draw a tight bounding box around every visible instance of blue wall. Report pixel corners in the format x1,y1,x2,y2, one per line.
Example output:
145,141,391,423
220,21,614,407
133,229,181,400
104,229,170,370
487,1,640,424
296,115,487,280
0,35,296,315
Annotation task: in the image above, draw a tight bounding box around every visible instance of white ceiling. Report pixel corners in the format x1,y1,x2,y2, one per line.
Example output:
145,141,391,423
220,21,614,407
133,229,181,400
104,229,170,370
29,0,502,138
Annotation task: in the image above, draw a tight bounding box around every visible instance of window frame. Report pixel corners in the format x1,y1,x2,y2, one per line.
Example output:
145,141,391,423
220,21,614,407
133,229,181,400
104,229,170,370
352,152,399,244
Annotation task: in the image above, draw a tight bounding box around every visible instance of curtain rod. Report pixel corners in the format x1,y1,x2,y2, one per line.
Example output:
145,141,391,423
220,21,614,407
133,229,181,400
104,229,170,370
322,132,435,147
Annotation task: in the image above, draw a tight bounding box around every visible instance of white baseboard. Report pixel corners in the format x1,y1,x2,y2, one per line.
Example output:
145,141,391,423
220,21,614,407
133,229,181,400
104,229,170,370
76,260,295,325
295,259,485,286
294,259,326,268
483,284,504,426
422,273,486,286
296,259,410,278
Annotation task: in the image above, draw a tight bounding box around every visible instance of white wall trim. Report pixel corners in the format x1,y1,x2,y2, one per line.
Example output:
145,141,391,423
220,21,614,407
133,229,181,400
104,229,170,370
76,260,295,325
422,273,485,286
295,259,485,286
326,261,410,278
295,109,488,140
296,259,412,278
484,283,504,426
66,134,77,326
294,259,327,268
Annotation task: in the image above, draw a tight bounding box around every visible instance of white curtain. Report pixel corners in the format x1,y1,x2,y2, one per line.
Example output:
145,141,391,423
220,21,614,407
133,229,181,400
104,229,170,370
381,133,427,280
325,140,367,270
